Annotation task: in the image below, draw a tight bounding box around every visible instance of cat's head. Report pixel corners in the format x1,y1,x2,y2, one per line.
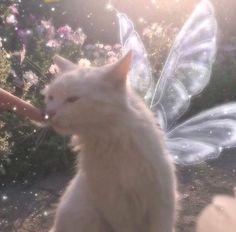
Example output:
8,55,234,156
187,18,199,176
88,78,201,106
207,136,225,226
42,51,132,135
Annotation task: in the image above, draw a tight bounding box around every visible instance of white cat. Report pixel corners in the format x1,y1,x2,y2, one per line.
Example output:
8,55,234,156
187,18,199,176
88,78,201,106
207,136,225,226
44,52,177,232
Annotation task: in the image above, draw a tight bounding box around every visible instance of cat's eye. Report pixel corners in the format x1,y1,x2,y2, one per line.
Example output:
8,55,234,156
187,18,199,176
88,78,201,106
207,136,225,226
65,96,80,103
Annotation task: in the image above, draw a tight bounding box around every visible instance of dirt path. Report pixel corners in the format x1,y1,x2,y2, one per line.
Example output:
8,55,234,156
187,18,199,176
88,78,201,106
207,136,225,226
1,152,236,232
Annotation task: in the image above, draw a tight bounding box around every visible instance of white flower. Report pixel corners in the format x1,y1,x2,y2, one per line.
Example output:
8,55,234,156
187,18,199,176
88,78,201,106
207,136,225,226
46,39,61,48
6,14,17,25
78,58,91,68
23,71,39,87
197,193,236,232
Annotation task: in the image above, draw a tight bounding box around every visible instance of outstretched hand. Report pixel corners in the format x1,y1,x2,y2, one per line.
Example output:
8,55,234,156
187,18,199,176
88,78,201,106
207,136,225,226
0,87,45,123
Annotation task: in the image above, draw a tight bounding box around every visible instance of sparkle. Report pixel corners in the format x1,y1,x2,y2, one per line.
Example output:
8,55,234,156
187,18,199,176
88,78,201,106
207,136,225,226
43,211,48,216
138,17,145,24
105,2,114,12
2,195,8,201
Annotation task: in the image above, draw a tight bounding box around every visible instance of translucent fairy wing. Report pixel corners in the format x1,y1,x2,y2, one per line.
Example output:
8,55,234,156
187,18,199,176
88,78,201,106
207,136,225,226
151,0,217,131
117,13,153,99
166,103,236,165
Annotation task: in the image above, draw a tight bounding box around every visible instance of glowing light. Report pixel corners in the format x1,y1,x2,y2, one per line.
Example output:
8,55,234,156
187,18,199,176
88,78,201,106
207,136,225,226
2,195,8,201
43,211,48,216
106,3,114,11
138,17,145,24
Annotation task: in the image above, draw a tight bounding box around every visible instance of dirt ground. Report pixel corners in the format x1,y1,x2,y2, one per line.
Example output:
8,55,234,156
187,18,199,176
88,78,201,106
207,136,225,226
0,151,236,232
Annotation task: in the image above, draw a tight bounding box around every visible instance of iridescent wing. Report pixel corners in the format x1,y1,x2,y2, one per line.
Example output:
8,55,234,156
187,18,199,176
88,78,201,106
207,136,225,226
118,1,236,165
117,13,153,100
166,103,236,165
150,0,217,131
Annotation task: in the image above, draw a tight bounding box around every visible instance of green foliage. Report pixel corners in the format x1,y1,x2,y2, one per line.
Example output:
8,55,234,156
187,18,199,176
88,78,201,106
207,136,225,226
0,2,236,182
0,3,120,182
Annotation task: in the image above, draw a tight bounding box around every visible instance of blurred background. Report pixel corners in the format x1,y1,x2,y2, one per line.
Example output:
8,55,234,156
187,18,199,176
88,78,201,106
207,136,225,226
20,0,236,42
0,1,236,231
0,0,235,187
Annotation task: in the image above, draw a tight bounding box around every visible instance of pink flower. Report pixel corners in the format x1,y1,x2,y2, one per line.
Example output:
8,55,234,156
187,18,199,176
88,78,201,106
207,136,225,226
57,25,72,39
8,4,19,15
20,44,26,64
113,44,122,50
107,56,118,64
107,51,116,57
104,45,112,51
6,14,17,25
49,64,59,75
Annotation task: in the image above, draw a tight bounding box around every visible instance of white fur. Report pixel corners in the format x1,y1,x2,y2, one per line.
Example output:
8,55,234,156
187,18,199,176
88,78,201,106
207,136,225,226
45,54,177,232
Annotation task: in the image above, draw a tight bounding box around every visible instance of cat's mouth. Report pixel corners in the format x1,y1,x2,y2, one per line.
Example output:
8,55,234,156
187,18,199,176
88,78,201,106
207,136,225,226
45,115,72,135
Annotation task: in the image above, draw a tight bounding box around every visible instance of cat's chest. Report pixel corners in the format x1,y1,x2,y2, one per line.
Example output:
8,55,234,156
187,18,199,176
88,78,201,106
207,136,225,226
82,150,159,214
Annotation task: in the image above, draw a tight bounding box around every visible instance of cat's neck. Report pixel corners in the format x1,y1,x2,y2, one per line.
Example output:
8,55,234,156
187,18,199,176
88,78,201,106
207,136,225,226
77,95,165,171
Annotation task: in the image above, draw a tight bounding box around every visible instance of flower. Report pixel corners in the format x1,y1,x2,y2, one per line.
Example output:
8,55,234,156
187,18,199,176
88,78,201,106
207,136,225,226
197,193,236,232
8,4,19,15
78,58,91,68
20,44,26,64
71,28,87,45
38,19,55,40
23,71,39,87
46,39,61,48
49,64,59,75
113,44,122,50
107,51,116,57
57,25,72,39
107,56,118,64
6,14,17,25
104,45,112,51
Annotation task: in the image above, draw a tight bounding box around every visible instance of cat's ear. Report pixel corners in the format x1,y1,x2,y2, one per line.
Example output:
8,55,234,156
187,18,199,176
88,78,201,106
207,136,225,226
105,51,132,88
53,55,77,73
